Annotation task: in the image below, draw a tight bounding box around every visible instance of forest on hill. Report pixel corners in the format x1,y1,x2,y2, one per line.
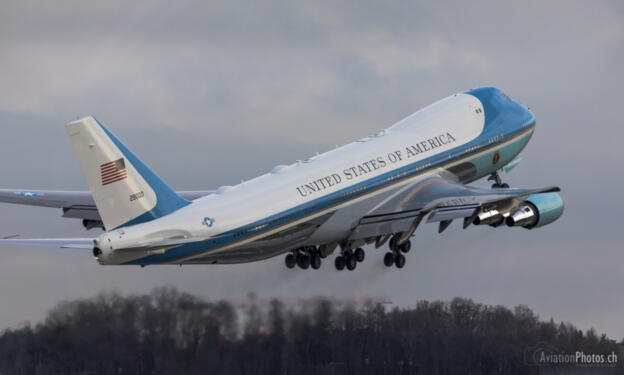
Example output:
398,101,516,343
0,287,621,374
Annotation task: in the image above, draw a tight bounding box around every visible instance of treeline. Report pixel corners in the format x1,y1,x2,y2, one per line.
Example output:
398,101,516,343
0,287,621,375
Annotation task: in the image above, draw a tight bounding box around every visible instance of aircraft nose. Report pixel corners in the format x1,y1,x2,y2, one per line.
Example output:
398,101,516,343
515,99,536,129
502,91,535,130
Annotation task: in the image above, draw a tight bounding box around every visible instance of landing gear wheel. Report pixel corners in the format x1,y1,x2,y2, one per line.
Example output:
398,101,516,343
389,235,400,251
395,254,406,269
335,256,345,271
318,245,328,259
346,255,357,271
383,252,395,267
399,240,411,253
297,254,310,270
311,255,321,269
354,248,365,262
489,172,509,189
285,254,296,269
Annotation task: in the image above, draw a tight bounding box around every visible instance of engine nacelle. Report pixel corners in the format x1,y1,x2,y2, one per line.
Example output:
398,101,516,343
506,192,564,229
473,209,504,226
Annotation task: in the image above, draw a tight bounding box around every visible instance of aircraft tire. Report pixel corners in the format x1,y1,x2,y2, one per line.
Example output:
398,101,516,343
335,256,346,271
399,240,411,253
383,252,394,267
389,236,399,251
354,248,365,262
297,254,310,269
395,254,406,269
346,255,357,271
318,245,328,259
285,254,296,269
311,255,321,270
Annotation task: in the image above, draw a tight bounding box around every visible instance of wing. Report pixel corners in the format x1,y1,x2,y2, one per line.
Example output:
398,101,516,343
0,189,213,229
0,237,94,249
348,175,560,243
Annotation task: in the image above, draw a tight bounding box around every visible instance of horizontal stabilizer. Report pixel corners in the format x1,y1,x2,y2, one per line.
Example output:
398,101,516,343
0,238,94,249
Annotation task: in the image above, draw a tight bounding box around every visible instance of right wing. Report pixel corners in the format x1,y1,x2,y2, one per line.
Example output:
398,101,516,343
349,175,560,242
0,189,213,229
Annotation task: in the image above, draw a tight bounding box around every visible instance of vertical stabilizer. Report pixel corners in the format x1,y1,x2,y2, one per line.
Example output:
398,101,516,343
66,116,189,230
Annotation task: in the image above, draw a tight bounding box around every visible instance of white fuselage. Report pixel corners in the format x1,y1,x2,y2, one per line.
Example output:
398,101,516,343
96,92,534,265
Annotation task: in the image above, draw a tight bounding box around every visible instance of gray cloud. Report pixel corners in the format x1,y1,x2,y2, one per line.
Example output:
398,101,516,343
0,1,623,339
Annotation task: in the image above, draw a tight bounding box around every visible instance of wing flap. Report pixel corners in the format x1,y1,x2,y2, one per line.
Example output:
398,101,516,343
350,216,417,241
426,205,479,223
62,205,101,220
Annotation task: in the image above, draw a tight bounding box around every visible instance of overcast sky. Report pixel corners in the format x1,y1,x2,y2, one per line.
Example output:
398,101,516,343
1,1,623,339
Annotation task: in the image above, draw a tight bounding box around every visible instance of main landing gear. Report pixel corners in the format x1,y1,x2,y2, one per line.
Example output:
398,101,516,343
383,234,411,269
334,247,365,271
285,235,413,272
488,171,509,189
285,245,328,270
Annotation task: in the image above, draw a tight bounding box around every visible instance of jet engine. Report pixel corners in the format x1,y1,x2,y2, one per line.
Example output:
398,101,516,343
473,209,504,226
506,192,564,229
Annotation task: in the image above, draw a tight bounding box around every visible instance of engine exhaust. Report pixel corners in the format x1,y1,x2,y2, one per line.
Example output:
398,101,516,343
473,209,503,226
506,204,538,228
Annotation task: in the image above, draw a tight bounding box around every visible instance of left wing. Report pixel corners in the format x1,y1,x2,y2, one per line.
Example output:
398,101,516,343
349,175,561,244
0,189,213,229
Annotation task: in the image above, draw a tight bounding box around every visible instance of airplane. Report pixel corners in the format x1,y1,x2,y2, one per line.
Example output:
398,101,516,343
0,87,563,270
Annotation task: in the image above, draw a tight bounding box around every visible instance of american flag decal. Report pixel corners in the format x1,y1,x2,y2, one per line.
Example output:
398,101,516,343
100,158,128,186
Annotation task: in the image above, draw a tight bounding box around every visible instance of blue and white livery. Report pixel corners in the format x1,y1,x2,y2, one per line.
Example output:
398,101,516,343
0,87,563,270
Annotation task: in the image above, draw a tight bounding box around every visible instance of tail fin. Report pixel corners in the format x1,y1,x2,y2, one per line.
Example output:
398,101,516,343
66,116,190,230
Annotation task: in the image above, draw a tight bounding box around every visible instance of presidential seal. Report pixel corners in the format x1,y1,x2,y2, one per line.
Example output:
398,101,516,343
492,151,501,165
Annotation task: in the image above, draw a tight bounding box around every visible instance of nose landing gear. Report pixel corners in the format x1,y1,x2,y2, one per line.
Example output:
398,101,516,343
488,171,509,189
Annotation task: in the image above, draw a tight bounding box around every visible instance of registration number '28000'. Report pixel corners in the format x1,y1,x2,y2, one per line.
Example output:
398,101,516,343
129,191,145,202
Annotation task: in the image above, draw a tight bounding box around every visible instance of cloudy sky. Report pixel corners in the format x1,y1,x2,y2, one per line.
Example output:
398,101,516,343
1,1,623,338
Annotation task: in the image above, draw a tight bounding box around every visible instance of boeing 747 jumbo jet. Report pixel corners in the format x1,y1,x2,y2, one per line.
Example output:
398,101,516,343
0,87,563,270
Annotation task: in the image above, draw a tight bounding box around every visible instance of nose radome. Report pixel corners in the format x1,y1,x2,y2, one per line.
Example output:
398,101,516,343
509,95,536,129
